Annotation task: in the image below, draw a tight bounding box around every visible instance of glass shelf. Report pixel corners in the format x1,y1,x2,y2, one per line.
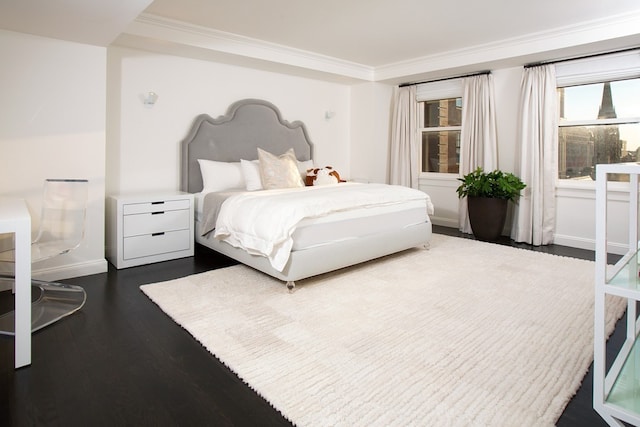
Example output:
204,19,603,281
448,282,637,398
607,339,640,414
608,249,640,294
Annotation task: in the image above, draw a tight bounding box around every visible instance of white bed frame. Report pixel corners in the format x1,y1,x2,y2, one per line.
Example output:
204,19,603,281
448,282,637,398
181,99,432,289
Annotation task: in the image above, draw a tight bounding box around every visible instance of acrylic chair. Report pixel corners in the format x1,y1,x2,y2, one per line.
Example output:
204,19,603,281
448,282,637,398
0,179,89,335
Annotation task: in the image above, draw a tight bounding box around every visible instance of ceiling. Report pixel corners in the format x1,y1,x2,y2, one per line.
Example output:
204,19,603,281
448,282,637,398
143,0,640,67
0,0,152,47
1,0,640,83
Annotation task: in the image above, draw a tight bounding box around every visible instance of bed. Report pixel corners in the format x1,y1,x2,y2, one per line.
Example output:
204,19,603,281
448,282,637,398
180,98,433,290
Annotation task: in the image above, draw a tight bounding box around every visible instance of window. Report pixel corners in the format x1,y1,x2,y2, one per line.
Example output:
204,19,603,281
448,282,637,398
558,77,640,181
419,97,462,173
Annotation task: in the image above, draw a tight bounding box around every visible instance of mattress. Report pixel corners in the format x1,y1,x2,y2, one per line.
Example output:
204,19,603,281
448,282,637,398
290,201,427,250
195,191,429,252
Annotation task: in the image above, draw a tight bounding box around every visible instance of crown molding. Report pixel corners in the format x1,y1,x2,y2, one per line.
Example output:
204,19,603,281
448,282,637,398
122,14,375,82
375,9,640,83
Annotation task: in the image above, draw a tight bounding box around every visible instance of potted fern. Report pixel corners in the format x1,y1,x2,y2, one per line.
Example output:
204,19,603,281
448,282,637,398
456,167,526,241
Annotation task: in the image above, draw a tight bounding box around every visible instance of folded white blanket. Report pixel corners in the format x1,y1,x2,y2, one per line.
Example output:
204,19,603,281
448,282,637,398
214,182,433,272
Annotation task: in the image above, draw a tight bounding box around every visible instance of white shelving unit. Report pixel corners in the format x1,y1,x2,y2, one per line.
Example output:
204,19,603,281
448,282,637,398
595,162,640,426
106,191,194,269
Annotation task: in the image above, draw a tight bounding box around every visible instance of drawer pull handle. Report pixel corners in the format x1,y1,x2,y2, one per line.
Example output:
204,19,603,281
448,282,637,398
151,201,165,205
152,232,165,237
151,211,165,215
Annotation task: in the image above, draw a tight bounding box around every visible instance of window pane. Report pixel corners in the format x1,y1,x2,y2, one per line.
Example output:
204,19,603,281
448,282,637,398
421,130,460,173
559,79,640,121
423,98,462,127
558,123,640,180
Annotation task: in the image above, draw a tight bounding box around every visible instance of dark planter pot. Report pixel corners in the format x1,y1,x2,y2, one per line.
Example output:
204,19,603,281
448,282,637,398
467,196,508,242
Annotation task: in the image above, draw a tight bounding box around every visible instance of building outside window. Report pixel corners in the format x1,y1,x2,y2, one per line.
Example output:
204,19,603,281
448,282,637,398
419,97,462,173
558,77,640,181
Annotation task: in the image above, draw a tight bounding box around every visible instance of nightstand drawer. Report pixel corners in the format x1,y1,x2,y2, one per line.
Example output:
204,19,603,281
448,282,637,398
123,229,191,260
123,199,190,215
123,209,190,237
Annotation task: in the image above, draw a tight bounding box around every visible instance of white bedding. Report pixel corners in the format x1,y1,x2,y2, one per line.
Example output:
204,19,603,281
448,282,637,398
213,183,433,271
197,203,427,250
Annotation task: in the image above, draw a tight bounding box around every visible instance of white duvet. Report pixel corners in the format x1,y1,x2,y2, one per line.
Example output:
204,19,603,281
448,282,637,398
213,182,433,272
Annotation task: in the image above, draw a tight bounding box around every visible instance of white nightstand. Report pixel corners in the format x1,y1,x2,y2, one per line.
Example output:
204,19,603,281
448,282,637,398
106,191,194,269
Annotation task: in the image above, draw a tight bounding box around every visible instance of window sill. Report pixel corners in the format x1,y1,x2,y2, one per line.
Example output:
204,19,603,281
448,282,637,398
418,172,459,181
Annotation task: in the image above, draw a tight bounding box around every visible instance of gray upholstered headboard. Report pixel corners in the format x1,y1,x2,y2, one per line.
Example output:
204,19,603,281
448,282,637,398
180,99,314,193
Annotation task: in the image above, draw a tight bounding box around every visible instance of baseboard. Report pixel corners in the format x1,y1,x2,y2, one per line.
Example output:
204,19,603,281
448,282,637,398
431,216,458,228
32,259,109,282
552,234,628,255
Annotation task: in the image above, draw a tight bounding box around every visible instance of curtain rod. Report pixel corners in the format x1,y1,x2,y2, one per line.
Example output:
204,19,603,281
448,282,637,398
524,46,640,68
399,70,491,88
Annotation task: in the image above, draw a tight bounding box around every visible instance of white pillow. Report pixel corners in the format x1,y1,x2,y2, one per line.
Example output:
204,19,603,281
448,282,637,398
197,159,245,192
258,148,305,190
240,159,263,191
241,158,312,191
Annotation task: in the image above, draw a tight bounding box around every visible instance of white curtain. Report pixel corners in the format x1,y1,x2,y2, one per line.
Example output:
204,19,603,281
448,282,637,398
389,85,419,188
510,65,558,245
458,74,498,233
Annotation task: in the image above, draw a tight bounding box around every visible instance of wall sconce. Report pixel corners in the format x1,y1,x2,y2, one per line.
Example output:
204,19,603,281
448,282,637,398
325,110,336,120
143,91,159,107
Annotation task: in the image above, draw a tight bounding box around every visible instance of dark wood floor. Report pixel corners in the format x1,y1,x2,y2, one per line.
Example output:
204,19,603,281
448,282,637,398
0,226,625,426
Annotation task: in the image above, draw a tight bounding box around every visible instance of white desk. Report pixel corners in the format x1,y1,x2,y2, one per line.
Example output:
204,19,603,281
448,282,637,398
0,198,31,368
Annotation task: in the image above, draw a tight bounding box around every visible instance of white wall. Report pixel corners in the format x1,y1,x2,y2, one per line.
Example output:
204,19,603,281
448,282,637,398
0,29,107,280
492,67,521,172
554,182,631,253
350,82,393,184
106,46,351,195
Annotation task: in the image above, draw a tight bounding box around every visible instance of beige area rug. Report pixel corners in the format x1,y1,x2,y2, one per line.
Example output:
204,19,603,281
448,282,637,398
140,234,625,426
